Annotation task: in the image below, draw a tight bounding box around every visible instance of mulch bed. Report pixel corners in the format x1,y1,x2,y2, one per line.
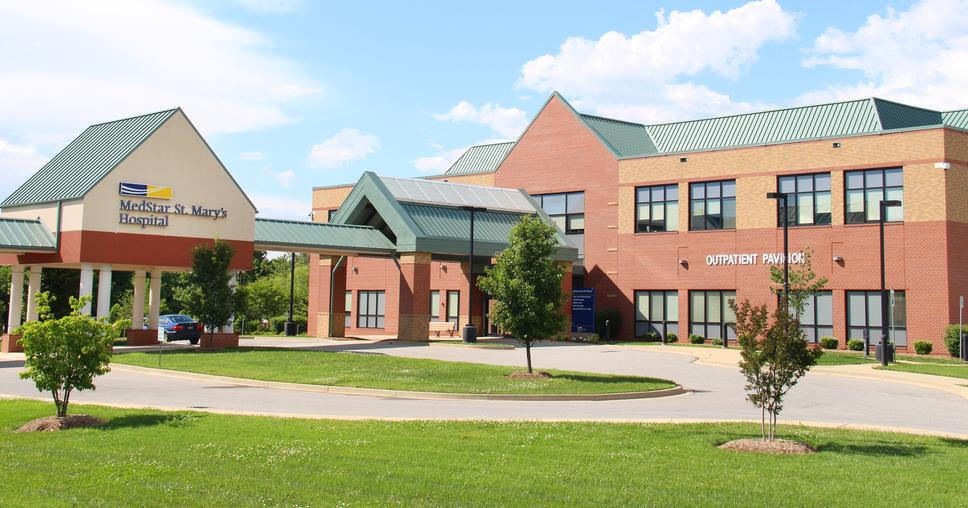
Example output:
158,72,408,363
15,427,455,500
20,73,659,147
718,438,816,455
508,371,552,380
16,415,107,433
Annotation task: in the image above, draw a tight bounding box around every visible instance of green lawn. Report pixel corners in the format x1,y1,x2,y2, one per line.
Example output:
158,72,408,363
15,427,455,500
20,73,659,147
814,351,876,366
111,348,675,395
876,363,968,380
0,400,965,507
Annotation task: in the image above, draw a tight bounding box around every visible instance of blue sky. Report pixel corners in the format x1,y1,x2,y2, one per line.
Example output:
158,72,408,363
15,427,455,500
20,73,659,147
1,0,965,219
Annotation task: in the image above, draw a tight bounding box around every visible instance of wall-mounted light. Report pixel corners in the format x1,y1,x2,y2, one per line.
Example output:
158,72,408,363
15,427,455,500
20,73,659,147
352,267,359,274
935,162,952,170
832,255,844,263
832,142,842,148
679,157,688,163
678,259,688,268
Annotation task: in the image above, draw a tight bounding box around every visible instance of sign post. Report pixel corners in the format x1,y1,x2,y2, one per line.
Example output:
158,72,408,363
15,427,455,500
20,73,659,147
571,288,595,335
960,296,964,362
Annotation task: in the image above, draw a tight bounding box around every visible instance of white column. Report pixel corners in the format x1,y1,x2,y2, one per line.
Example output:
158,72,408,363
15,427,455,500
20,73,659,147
7,266,24,333
148,270,161,329
79,264,94,315
25,267,42,322
222,271,238,333
132,270,146,329
96,265,112,320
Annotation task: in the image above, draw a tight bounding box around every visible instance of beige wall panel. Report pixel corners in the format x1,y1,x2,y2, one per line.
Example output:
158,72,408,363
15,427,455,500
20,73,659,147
1,201,84,232
312,185,354,218
81,111,256,241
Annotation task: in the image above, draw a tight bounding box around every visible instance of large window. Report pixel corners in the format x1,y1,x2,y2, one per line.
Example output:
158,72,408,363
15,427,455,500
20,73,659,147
796,291,833,342
847,290,907,346
689,290,737,340
535,192,584,257
344,290,352,328
690,180,736,230
430,290,441,322
446,290,460,324
845,168,903,224
634,290,679,338
777,173,831,226
636,184,679,232
357,290,385,329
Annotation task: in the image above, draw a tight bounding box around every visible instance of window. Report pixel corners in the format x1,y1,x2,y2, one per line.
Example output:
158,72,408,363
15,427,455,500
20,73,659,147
446,290,460,324
847,290,907,346
430,290,441,322
356,290,385,328
327,209,338,222
845,168,903,224
777,173,831,226
794,291,833,342
634,291,679,338
636,184,679,232
535,191,584,258
344,290,352,328
689,290,737,340
690,180,736,230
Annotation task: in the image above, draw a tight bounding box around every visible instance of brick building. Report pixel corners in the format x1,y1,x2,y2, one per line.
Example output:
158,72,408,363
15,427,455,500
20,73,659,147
311,93,968,354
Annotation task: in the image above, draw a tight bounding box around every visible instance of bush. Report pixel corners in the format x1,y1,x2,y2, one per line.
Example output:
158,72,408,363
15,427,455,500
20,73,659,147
819,337,839,349
639,331,661,343
664,332,679,344
270,315,309,335
596,309,622,341
689,334,705,344
847,339,865,351
111,318,132,339
711,338,723,346
943,325,966,357
913,340,933,355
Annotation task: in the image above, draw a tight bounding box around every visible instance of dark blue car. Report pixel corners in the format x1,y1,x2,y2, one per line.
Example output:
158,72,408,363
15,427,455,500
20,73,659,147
158,314,203,344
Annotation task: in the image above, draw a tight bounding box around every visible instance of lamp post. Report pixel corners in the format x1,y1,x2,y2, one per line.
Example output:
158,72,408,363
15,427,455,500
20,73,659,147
878,199,902,366
460,206,486,343
766,192,790,316
285,252,297,336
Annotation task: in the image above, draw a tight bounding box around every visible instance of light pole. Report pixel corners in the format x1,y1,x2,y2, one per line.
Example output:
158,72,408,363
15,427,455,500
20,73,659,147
285,252,297,336
878,199,902,366
766,192,790,316
460,206,486,343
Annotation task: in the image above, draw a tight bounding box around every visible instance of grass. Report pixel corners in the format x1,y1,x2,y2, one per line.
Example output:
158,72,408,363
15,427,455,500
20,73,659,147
814,351,876,366
815,351,966,367
1,399,965,507
111,348,675,395
876,363,968,380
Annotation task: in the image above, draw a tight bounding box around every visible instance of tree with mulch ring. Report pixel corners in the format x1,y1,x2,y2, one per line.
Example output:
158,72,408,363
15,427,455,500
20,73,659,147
718,438,816,455
477,215,567,375
16,293,115,430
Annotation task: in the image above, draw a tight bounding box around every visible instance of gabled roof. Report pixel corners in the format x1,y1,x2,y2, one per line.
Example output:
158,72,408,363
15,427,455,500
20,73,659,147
329,172,578,260
0,218,56,252
253,217,395,255
2,109,179,207
580,114,656,155
443,142,515,176
943,109,968,130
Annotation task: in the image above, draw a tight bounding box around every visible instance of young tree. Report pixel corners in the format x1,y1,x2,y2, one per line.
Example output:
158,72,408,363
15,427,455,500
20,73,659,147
179,240,246,344
477,215,566,374
18,294,114,417
769,249,828,320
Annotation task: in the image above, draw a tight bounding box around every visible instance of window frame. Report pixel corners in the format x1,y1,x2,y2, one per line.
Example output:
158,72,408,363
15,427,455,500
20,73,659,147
430,290,441,322
356,290,385,329
688,290,737,341
776,173,832,227
846,290,907,346
689,180,736,231
788,290,833,343
535,191,585,234
344,290,352,328
634,290,679,338
844,167,904,224
446,290,460,324
635,184,679,233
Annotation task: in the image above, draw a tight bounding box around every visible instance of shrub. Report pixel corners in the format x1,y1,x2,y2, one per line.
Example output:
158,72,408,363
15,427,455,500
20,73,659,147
847,339,865,351
640,331,661,343
111,318,132,339
664,332,679,344
712,338,724,346
270,315,308,335
596,309,622,341
913,340,933,355
689,334,705,344
943,325,967,357
819,337,839,349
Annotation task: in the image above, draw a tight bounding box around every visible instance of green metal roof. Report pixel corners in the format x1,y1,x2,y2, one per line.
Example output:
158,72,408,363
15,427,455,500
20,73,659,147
253,217,395,254
579,114,657,156
874,99,942,130
0,218,56,252
2,109,179,208
943,109,968,130
443,142,515,175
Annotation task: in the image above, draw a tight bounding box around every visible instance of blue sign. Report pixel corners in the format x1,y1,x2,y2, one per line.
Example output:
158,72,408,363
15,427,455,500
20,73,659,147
572,288,595,333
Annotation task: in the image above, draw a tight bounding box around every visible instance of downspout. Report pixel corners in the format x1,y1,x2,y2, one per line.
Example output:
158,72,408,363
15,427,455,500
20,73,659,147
328,255,346,338
55,201,63,252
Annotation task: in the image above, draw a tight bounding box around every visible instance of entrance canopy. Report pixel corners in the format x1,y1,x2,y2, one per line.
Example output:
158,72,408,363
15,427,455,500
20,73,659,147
0,218,57,254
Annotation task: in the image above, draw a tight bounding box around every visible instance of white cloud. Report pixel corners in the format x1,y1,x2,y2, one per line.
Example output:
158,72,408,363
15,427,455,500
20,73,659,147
0,0,319,137
251,193,311,220
412,146,469,174
799,0,968,110
231,0,303,14
0,139,47,187
434,101,528,138
307,128,380,169
239,151,267,161
516,0,795,123
275,170,296,188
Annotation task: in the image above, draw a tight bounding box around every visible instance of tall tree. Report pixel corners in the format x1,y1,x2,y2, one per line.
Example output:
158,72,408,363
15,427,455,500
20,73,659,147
178,240,246,344
477,215,566,374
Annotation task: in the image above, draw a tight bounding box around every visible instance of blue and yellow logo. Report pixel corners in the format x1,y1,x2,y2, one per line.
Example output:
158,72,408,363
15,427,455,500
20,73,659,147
119,182,172,200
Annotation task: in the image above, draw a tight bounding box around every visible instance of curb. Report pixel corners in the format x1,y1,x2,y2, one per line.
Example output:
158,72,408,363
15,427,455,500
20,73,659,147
109,363,686,401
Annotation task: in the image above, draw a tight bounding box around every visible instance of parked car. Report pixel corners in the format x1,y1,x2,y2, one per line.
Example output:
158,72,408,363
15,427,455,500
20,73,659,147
158,314,203,344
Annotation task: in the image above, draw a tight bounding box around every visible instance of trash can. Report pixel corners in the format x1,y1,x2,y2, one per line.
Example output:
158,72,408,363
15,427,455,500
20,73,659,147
284,321,297,336
961,333,968,361
876,342,894,363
